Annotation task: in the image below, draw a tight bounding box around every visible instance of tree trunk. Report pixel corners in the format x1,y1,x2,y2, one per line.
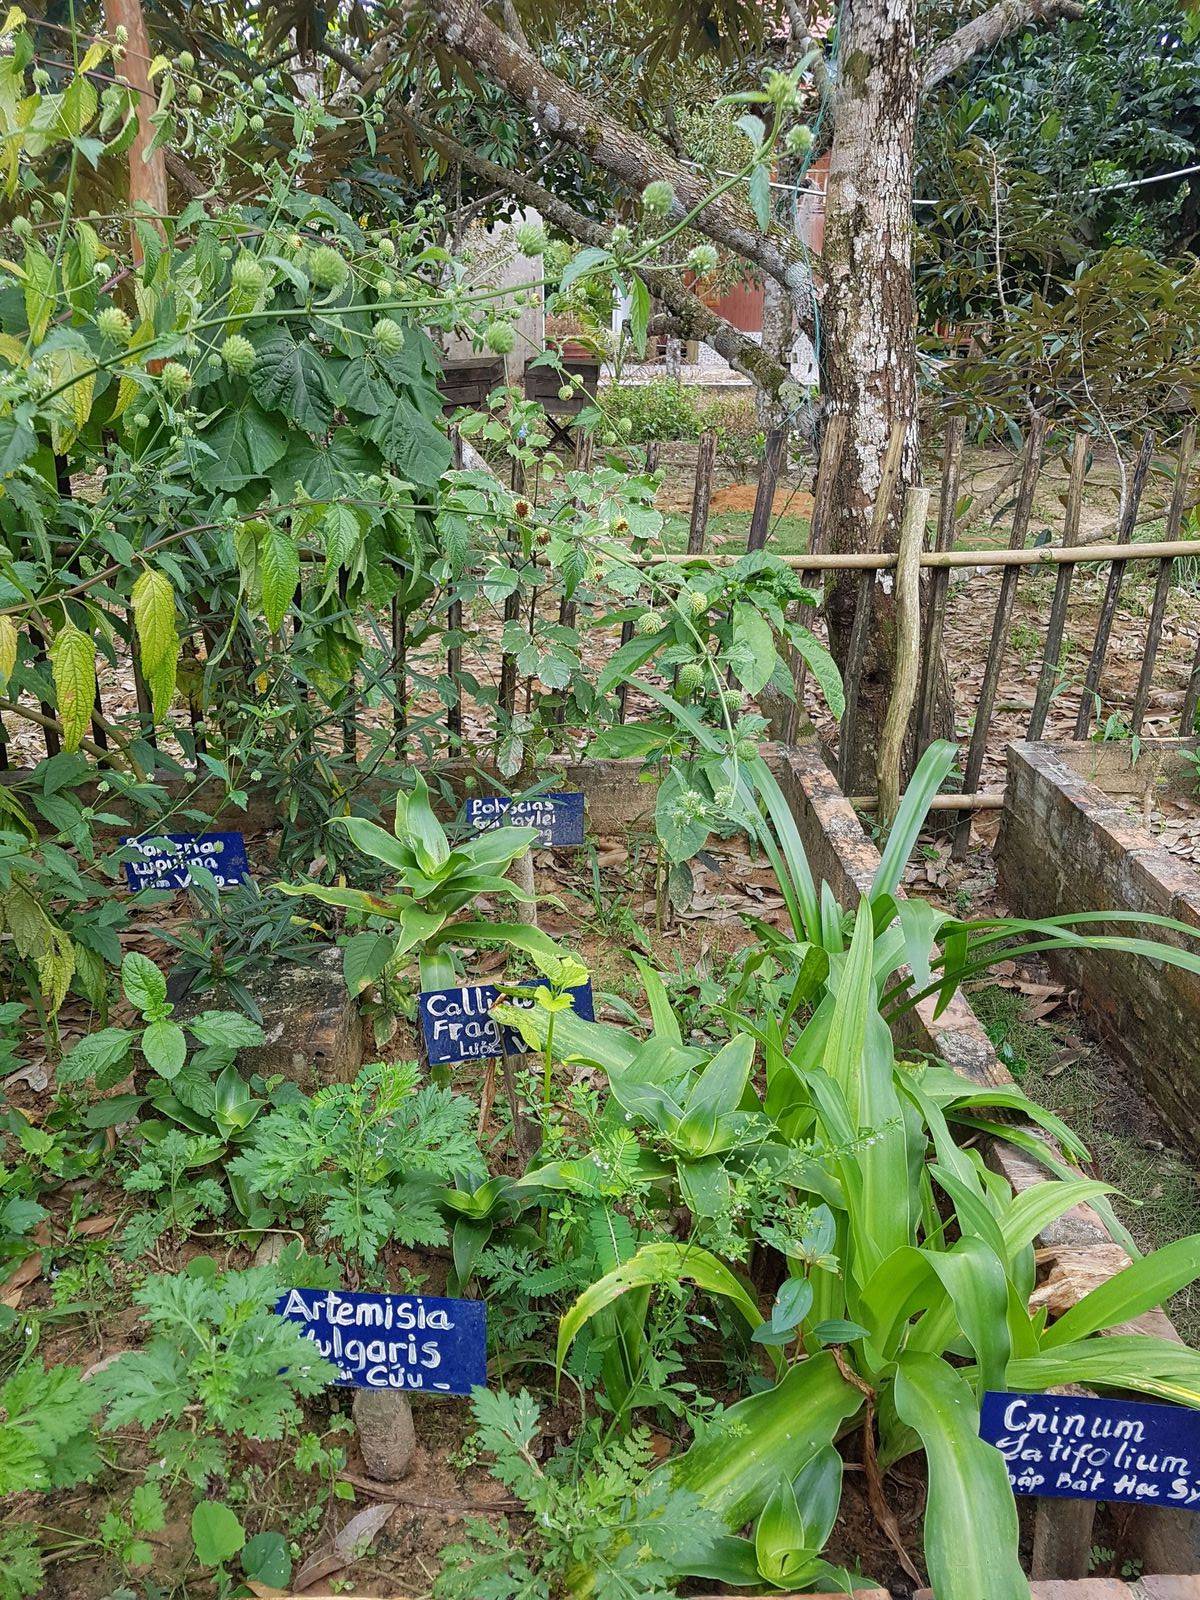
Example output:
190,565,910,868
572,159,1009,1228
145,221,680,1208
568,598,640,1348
820,0,925,792
105,0,169,247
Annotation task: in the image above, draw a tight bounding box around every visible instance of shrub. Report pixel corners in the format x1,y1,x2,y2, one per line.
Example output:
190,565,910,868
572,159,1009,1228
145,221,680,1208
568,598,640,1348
599,379,702,443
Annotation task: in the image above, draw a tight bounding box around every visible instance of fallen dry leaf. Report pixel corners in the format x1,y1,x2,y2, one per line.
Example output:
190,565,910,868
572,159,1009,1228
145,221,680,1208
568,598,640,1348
81,1349,133,1381
290,1501,395,1592
2,1252,42,1293
74,1213,117,1237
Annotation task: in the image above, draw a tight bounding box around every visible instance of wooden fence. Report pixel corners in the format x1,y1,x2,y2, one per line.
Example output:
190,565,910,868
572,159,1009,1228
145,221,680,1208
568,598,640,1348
6,395,1200,851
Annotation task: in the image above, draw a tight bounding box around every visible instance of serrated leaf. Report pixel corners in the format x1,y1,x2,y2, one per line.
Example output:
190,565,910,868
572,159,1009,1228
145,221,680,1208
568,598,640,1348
249,329,332,434
749,163,772,231
49,621,95,753
131,567,180,722
0,615,17,690
259,527,299,632
141,1019,187,1079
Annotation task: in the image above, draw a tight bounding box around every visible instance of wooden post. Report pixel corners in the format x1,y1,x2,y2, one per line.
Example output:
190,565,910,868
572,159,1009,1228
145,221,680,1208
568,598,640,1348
447,428,464,749
746,426,787,552
1028,433,1088,740
952,415,1048,860
785,416,846,741
498,458,525,719
104,0,168,249
1132,420,1196,736
916,416,965,751
391,595,407,749
644,440,660,475
687,430,717,555
338,569,356,758
877,486,931,825
837,421,905,792
1072,430,1155,738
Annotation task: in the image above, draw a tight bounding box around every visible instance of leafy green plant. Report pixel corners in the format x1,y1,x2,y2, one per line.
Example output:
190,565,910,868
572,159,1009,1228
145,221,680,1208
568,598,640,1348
229,1061,483,1267
434,1387,723,1600
279,772,560,996
93,1260,336,1488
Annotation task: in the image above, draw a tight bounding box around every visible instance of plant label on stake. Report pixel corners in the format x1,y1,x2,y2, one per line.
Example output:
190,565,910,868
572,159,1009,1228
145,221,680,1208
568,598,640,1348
980,1390,1200,1507
120,831,250,892
275,1288,486,1393
466,791,585,847
419,980,595,1067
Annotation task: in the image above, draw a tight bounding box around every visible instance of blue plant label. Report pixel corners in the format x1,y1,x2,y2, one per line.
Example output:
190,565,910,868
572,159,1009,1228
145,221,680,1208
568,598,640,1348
120,831,250,892
981,1390,1200,1508
275,1288,486,1394
419,980,595,1066
466,791,585,847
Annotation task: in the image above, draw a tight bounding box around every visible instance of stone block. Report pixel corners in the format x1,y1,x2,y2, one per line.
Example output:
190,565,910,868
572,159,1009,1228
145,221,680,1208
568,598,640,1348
175,947,362,1093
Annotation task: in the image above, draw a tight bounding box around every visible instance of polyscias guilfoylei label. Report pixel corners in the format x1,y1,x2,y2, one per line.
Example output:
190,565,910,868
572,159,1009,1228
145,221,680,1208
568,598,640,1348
275,1287,486,1393
120,831,250,892
419,980,595,1066
466,791,585,847
980,1390,1200,1508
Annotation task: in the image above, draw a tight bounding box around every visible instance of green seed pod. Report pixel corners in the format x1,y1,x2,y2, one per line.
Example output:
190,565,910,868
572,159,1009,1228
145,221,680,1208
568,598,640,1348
307,245,348,292
249,114,264,132
618,416,633,436
11,216,32,239
688,589,709,616
231,251,266,292
187,84,203,106
377,277,394,297
97,306,132,344
252,75,267,95
677,661,704,694
641,179,675,216
161,361,192,397
633,610,661,637
735,737,759,762
514,220,547,257
558,385,573,402
377,238,396,259
373,317,405,355
483,321,515,355
131,412,150,430
178,50,196,72
721,688,743,712
220,333,255,375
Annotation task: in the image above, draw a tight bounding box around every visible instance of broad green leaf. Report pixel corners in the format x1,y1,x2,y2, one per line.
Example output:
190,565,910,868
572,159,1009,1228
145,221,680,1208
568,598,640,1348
191,1500,245,1568
49,621,95,753
121,951,167,1016
870,741,957,901
241,1530,291,1588
57,1026,133,1086
258,527,299,632
366,394,451,485
0,615,19,692
249,329,332,433
727,602,776,694
556,1241,763,1377
194,399,288,492
131,566,179,722
1007,1335,1200,1407
893,1353,1028,1600
668,1352,860,1531
141,1019,187,1079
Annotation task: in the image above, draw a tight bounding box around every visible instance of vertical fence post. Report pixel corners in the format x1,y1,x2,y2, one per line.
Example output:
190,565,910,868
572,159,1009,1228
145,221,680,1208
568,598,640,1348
1073,430,1155,738
498,456,525,718
391,594,407,750
687,430,717,556
1132,420,1196,736
952,414,1048,860
916,415,965,752
877,486,931,826
1028,433,1088,740
447,427,464,751
785,415,847,742
837,421,905,793
644,440,660,476
746,426,787,553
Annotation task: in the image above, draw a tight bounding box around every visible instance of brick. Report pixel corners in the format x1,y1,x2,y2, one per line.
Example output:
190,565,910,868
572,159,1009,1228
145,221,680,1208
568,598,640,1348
1134,1578,1200,1599
915,1586,1131,1599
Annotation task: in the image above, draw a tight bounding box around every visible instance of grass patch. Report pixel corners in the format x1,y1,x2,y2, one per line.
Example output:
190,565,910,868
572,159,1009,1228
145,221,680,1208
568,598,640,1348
971,983,1200,1344
659,508,812,554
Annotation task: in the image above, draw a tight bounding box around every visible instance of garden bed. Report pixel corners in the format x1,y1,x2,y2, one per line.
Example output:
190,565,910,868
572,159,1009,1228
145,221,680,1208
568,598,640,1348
997,740,1200,1155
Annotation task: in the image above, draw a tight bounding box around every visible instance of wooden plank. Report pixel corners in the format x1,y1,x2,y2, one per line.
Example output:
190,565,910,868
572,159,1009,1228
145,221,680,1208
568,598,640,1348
636,537,1200,572
876,486,931,824
951,414,1048,859
1132,420,1196,735
1073,430,1156,738
391,594,407,747
498,456,526,719
837,421,905,791
746,425,787,552
916,416,966,750
687,430,717,555
1028,433,1088,740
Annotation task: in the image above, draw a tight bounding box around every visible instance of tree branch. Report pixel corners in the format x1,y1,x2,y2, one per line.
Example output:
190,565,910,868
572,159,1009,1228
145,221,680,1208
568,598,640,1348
398,105,799,403
421,0,814,324
922,0,1084,92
